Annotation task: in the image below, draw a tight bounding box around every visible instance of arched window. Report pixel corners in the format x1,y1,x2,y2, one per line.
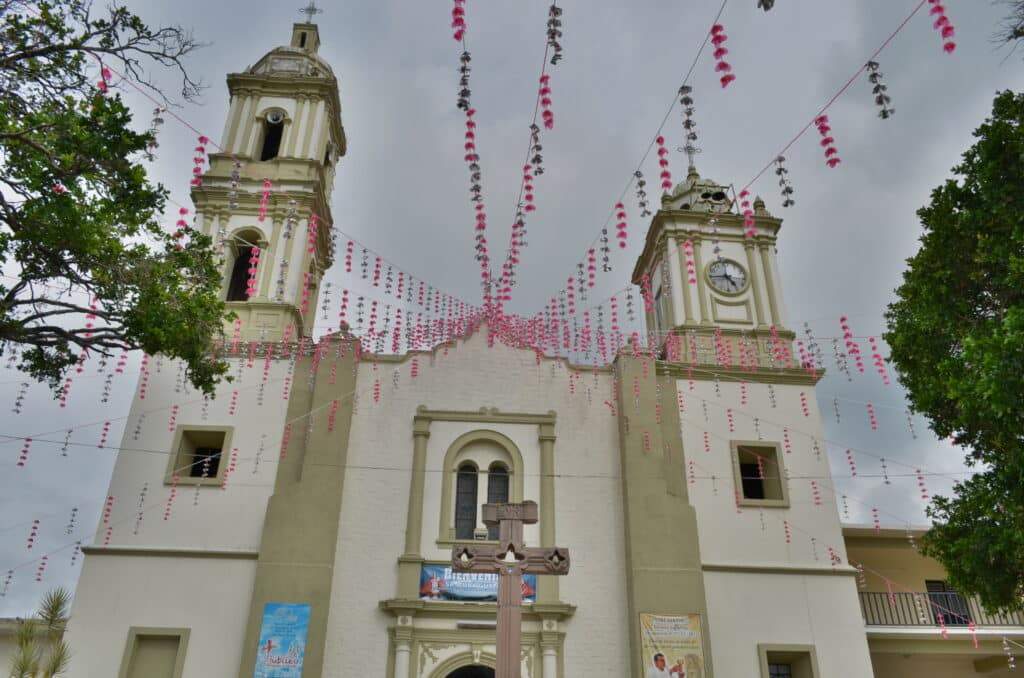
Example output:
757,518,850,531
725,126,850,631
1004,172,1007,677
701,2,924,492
454,463,479,540
226,245,254,301
260,110,286,161
486,463,509,539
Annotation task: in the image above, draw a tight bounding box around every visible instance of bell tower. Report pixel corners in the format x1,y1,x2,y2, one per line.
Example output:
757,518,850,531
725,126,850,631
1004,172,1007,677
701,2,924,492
631,166,798,370
191,19,346,342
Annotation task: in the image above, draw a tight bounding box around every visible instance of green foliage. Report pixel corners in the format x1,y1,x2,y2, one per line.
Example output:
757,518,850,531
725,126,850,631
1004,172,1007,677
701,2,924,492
8,587,71,677
884,90,1024,612
0,0,229,394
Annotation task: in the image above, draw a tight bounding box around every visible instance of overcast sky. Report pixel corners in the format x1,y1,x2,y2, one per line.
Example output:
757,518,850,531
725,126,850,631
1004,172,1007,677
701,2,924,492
1,0,1022,616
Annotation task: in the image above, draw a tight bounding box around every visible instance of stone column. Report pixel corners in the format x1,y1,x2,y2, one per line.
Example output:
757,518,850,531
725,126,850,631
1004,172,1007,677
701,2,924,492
743,241,767,328
538,422,558,603
394,639,411,678
542,645,558,678
399,416,430,598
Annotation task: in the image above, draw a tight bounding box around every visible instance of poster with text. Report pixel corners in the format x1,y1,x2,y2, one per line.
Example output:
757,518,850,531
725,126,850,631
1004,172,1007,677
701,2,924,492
638,613,705,678
419,564,536,602
254,602,311,678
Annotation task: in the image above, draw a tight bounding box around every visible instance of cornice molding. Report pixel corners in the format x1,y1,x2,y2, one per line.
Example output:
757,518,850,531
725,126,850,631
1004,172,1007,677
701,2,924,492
379,598,576,620
701,562,857,577
657,362,824,386
81,545,259,560
414,406,557,427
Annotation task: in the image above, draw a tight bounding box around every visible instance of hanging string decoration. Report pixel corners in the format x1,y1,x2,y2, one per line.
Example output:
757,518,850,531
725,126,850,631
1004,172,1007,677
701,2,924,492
451,0,467,41
682,240,697,285
709,25,736,88
928,0,956,53
865,61,894,119
539,73,555,130
258,179,272,222
737,190,756,238
678,86,699,164
774,155,795,207
228,160,242,211
96,65,112,93
457,50,472,111
190,136,209,188
814,115,841,168
25,519,39,549
656,136,672,193
867,336,890,385
15,437,31,468
634,171,652,217
614,202,628,249
246,245,261,299
547,4,564,65
145,107,165,160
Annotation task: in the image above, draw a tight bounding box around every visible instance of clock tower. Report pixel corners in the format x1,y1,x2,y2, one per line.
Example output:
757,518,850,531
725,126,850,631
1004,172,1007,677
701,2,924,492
631,166,798,372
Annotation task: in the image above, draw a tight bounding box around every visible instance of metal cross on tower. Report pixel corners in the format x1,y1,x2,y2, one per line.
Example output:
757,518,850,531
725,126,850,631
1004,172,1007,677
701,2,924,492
452,501,570,678
299,1,323,23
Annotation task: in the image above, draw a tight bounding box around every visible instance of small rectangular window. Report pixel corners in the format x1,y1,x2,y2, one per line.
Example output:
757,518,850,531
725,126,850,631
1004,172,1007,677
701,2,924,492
732,441,789,507
759,645,819,678
165,427,233,486
299,32,307,48
120,628,189,678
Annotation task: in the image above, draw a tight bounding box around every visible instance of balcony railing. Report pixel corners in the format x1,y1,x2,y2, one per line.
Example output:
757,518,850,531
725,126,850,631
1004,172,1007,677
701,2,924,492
859,592,1024,627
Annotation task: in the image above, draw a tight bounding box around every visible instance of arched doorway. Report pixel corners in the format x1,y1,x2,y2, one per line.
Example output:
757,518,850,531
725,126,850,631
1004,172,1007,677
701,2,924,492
446,666,495,678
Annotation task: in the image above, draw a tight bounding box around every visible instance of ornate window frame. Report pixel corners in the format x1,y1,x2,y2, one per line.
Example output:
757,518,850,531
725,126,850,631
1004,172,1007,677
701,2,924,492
437,429,525,546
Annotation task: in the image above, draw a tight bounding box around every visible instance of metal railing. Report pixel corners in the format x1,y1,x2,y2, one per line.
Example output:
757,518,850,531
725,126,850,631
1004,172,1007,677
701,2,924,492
859,592,1024,627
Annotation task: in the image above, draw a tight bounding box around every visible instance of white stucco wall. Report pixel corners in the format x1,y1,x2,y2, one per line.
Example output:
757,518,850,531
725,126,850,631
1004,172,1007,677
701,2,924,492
680,376,849,567
679,373,873,676
704,571,874,676
324,328,630,677
96,357,291,552
63,554,255,678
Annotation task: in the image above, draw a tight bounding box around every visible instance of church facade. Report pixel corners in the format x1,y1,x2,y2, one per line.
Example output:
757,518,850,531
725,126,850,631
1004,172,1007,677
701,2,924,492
58,21,1021,678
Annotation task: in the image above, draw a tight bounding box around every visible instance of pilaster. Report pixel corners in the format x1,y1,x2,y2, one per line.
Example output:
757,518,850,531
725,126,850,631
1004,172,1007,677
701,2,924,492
538,423,558,603
236,334,359,678
399,416,431,598
744,240,767,328
614,353,713,678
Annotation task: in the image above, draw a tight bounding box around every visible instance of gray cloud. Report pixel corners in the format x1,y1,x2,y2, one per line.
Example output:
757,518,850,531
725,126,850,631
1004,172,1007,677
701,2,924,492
0,0,1020,615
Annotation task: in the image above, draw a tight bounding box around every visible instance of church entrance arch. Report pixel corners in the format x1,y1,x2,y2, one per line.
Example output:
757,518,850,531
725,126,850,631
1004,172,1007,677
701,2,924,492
446,667,495,678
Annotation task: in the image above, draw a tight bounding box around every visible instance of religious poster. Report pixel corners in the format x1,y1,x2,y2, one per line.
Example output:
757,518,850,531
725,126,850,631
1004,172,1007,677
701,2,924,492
254,602,311,678
420,563,537,602
638,613,705,678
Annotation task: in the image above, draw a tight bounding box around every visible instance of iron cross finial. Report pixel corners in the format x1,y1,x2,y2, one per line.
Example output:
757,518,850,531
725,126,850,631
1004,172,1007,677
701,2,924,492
299,1,323,23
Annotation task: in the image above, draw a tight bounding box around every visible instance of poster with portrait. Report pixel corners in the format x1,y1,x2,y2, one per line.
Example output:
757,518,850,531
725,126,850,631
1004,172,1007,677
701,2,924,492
638,613,705,678
254,602,311,678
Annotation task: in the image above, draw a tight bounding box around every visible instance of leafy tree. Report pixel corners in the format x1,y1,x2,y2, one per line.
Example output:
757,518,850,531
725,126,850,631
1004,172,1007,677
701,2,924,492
0,0,230,394
9,588,72,678
884,90,1024,612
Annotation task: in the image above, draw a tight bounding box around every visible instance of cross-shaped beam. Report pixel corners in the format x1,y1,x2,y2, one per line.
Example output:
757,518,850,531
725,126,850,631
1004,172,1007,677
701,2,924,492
453,501,570,678
299,1,323,23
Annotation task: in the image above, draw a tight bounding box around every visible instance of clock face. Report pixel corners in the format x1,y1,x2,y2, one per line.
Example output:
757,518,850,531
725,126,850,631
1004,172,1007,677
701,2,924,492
707,259,748,293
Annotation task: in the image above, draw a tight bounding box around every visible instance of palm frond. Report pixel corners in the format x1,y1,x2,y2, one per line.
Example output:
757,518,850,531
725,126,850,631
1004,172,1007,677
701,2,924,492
42,639,71,677
37,588,70,633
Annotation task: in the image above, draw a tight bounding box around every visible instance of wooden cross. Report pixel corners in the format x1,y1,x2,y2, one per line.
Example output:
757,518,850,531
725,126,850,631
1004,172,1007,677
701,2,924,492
452,501,570,678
